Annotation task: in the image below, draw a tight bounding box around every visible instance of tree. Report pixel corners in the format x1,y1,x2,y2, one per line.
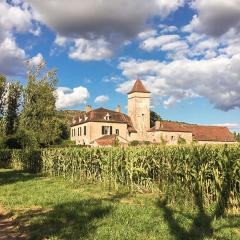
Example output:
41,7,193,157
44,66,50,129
0,75,6,133
233,132,240,142
20,61,62,146
150,110,162,127
5,82,22,135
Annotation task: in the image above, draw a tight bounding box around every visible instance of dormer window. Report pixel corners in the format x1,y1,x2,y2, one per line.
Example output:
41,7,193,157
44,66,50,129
79,117,82,122
84,114,88,121
104,113,111,120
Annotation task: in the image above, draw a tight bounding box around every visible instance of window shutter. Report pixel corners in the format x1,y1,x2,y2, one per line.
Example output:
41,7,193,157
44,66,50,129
110,126,112,135
102,126,104,135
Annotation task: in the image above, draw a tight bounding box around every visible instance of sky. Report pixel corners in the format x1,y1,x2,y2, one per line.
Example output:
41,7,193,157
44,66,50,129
1,0,240,132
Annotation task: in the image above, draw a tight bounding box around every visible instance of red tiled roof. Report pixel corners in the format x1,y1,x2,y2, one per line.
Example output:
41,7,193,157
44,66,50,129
149,121,236,142
128,80,150,94
93,134,128,146
183,125,236,142
71,107,137,133
148,121,191,133
94,135,117,146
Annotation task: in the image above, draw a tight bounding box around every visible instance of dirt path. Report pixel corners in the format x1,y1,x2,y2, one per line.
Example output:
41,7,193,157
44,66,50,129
0,206,25,240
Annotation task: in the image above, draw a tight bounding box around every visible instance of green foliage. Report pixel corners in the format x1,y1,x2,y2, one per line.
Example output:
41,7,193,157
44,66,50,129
0,149,41,173
177,136,187,145
233,132,240,142
129,140,140,146
20,62,63,147
0,75,7,133
150,110,162,127
5,81,22,135
0,149,11,168
0,75,6,118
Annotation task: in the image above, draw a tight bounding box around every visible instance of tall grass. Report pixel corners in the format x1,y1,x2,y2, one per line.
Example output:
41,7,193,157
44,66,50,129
1,144,239,208
41,145,240,207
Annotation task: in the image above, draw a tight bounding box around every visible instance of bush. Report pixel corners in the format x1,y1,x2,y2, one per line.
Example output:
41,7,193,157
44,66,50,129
177,136,187,145
129,140,140,146
0,149,12,168
0,148,42,173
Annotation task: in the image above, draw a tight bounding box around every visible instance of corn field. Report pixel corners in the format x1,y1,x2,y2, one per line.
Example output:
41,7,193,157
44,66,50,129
41,145,240,207
0,144,239,208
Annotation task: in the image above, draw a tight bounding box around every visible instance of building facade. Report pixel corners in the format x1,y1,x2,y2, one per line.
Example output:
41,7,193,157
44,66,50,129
71,80,236,146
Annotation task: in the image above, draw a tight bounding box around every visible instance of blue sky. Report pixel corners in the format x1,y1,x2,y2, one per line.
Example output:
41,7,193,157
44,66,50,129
1,0,240,131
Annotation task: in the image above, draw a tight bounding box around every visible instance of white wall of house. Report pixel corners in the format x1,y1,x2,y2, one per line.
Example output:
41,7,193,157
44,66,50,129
71,122,129,145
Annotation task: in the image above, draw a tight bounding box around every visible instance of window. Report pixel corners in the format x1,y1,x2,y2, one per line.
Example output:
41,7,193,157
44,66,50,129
102,126,112,135
84,126,87,136
78,127,80,136
104,113,111,120
171,136,174,141
80,127,81,136
72,128,76,137
116,129,119,135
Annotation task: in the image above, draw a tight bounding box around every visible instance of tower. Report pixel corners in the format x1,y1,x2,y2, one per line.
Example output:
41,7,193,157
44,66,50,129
127,80,150,140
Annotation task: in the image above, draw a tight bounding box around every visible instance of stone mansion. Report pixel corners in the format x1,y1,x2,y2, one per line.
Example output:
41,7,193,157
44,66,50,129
71,80,236,146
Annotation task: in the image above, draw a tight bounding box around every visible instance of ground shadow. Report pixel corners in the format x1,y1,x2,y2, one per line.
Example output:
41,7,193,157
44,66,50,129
16,192,129,240
0,170,38,186
156,159,239,240
16,199,112,240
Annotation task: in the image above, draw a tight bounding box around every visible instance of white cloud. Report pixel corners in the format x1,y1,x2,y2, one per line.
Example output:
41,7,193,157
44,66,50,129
27,0,184,60
94,95,110,104
27,0,184,39
0,1,40,76
138,29,157,40
0,1,32,33
187,0,240,37
140,34,180,51
117,55,240,111
55,35,68,47
69,38,112,61
159,24,178,33
29,53,44,66
55,86,89,109
0,36,26,76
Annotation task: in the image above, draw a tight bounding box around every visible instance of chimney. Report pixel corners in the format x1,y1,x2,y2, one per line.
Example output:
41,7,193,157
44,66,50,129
115,104,121,113
155,120,161,130
85,105,92,113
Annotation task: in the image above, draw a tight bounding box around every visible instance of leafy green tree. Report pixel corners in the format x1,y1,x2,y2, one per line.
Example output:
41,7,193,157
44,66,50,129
0,75,6,133
233,132,240,142
150,110,162,127
5,82,22,135
20,61,62,146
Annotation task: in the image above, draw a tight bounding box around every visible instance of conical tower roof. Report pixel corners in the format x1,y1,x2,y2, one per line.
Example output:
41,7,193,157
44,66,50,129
128,79,150,94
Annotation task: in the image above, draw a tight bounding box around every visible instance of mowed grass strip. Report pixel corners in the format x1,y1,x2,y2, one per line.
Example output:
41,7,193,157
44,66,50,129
0,169,239,240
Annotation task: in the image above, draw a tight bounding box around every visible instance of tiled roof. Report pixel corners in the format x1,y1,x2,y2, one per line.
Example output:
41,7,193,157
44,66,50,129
149,121,236,142
71,107,137,133
184,125,236,142
93,134,128,146
128,80,150,94
148,121,191,133
94,135,118,146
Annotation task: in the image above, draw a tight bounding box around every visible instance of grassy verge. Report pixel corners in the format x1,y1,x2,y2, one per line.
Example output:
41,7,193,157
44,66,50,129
0,169,239,240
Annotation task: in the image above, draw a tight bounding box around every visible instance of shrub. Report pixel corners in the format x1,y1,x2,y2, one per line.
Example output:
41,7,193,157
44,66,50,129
129,140,140,146
177,136,187,145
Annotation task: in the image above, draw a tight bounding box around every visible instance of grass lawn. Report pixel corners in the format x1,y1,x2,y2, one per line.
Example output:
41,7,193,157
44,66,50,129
0,169,239,240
